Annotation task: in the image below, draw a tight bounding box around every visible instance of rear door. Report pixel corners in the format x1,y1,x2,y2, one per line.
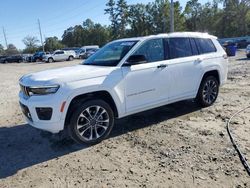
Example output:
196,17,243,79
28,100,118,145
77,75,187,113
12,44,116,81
165,37,203,101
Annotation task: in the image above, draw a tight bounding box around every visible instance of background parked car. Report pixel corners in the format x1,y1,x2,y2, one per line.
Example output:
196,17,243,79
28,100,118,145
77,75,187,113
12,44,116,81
22,54,33,62
31,51,50,62
0,55,23,63
0,56,7,63
76,45,99,59
246,44,250,58
82,48,99,59
43,50,76,63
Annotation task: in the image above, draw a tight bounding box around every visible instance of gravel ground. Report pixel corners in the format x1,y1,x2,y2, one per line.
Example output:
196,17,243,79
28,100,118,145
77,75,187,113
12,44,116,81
0,53,249,187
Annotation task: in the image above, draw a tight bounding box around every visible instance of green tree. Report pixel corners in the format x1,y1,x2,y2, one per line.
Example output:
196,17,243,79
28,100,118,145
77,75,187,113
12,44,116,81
5,44,19,55
116,0,129,38
22,35,39,53
44,36,64,51
105,0,118,39
184,0,202,31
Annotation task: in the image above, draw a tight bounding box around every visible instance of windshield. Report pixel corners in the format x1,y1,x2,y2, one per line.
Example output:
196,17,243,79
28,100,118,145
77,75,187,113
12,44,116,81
83,40,138,66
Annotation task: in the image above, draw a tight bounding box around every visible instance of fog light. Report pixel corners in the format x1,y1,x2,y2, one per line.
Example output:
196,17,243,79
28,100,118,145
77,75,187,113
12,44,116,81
36,107,52,120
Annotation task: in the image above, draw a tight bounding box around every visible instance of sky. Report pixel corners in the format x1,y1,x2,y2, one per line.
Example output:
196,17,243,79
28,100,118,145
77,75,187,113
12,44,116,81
0,0,208,49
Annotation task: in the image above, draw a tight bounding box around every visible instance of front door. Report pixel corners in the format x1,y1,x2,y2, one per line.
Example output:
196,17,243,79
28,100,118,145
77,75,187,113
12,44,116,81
122,38,169,113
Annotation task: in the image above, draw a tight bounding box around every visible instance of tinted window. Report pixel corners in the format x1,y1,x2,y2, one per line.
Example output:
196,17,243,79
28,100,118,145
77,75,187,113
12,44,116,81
55,51,64,54
133,39,164,63
84,41,138,66
169,38,193,59
195,38,216,54
190,38,199,55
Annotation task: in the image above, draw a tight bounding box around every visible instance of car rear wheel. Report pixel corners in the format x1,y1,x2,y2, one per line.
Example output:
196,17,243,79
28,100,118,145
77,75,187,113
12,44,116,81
196,76,219,107
67,99,114,145
4,60,8,64
48,58,53,63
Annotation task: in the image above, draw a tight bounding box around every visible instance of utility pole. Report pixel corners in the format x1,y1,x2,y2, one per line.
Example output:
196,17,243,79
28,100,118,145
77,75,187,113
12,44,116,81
170,0,174,33
2,27,8,48
38,19,44,52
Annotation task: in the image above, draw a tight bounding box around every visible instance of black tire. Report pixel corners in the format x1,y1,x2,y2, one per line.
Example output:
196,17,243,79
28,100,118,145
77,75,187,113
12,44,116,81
68,56,73,61
196,76,219,107
247,55,250,58
36,58,40,62
18,60,22,63
4,60,8,64
67,99,114,145
48,58,53,63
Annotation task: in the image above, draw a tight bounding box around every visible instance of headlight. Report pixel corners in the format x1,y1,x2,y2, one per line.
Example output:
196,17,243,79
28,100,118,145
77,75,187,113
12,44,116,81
28,85,60,95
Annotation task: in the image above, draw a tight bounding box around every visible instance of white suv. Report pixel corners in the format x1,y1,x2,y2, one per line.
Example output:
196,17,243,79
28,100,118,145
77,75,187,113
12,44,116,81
43,50,75,63
19,32,228,144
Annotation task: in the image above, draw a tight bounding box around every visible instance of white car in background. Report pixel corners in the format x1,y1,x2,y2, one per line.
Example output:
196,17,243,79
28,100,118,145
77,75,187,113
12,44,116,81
76,45,99,59
43,50,76,63
19,32,228,144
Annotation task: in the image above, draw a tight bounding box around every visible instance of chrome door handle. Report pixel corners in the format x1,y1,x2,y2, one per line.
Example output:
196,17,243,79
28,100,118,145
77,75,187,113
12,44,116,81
157,64,167,68
195,58,203,63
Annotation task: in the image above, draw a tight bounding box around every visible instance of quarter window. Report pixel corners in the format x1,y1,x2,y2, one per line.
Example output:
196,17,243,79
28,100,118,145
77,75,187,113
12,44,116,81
168,38,193,59
195,38,216,54
133,39,164,63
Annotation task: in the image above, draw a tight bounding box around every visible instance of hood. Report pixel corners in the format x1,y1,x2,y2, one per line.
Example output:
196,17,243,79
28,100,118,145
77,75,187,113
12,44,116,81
20,65,117,86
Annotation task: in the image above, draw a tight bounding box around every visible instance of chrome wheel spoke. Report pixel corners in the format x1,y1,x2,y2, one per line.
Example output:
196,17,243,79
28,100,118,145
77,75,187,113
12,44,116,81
76,105,110,141
79,125,91,136
202,79,218,104
85,108,93,119
96,123,108,130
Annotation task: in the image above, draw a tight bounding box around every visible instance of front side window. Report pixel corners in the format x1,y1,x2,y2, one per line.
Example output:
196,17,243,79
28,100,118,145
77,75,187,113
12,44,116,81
132,39,164,63
84,41,138,66
169,38,193,59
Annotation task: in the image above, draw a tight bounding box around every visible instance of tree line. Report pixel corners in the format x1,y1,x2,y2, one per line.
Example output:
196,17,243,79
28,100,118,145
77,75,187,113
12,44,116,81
1,0,249,55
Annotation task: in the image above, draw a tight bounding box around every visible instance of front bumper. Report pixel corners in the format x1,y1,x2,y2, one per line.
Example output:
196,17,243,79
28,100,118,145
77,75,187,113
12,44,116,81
19,92,66,133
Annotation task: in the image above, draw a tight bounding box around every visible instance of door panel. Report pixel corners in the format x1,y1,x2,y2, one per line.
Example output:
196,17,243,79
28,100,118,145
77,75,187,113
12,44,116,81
167,56,202,100
122,61,169,112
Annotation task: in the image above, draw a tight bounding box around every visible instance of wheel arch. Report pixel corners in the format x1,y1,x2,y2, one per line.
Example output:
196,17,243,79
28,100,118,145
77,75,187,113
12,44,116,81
64,90,119,129
201,70,220,85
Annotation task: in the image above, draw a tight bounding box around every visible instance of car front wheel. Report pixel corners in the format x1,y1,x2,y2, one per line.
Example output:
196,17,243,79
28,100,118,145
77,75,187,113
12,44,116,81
68,99,114,145
196,76,219,107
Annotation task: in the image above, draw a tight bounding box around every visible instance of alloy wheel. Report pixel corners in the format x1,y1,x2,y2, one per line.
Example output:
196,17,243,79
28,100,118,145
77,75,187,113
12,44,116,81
76,105,110,141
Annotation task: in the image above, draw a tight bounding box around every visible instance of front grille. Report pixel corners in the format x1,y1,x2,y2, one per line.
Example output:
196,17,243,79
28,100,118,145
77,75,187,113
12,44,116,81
20,84,29,97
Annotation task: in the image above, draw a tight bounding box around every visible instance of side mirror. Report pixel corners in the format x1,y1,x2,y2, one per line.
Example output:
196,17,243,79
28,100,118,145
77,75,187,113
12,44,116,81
125,55,147,66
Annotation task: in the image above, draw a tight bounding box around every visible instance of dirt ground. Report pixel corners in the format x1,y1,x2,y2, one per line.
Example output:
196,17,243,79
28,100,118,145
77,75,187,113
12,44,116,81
0,52,249,188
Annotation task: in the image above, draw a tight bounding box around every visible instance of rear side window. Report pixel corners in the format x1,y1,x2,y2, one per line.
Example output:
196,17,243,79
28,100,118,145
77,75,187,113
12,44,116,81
168,38,193,59
195,38,217,54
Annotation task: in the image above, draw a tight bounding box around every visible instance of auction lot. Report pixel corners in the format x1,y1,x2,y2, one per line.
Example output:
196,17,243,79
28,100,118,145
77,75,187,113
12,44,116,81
0,53,249,187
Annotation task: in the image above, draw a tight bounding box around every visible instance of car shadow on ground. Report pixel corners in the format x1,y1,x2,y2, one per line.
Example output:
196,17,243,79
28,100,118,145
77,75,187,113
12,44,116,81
0,100,201,179
237,57,249,61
